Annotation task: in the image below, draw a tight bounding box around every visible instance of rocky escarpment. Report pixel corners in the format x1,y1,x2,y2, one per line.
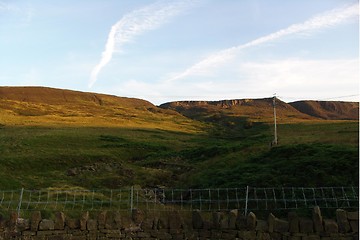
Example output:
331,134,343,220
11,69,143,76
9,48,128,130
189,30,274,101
160,98,314,121
160,98,359,121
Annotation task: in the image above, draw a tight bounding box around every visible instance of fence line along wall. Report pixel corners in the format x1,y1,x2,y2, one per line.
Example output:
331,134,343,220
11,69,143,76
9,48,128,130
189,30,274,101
0,186,358,215
0,207,358,240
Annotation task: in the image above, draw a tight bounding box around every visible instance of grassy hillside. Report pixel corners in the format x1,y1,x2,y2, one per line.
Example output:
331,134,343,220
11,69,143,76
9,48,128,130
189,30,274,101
0,87,358,190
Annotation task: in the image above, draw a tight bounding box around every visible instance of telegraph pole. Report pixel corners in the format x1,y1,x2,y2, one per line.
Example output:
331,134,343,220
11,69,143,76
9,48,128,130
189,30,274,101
273,94,278,146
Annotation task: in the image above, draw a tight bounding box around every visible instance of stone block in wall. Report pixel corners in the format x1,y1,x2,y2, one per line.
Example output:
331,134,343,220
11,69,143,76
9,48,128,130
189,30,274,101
132,208,145,225
288,212,299,233
66,218,80,229
100,229,123,238
330,233,350,240
220,213,229,229
54,212,65,230
288,236,301,240
135,231,151,238
323,219,338,233
268,213,276,233
203,220,212,230
274,218,289,233
39,219,54,230
173,233,186,240
183,230,198,239
221,230,238,239
97,211,107,229
247,212,257,230
302,235,320,240
30,211,42,231
17,218,30,231
8,212,17,229
105,211,117,229
169,211,183,229
347,211,359,221
22,230,36,237
256,219,268,232
336,209,351,233
236,214,246,230
299,218,314,233
229,209,238,229
157,215,169,230
120,214,134,229
211,230,222,239
80,211,89,230
150,229,173,239
113,211,122,228
141,216,154,230
198,229,211,238
238,230,256,240
169,228,183,235
257,232,271,240
313,206,324,233
87,219,98,231
212,211,224,229
192,210,203,229
269,232,282,240
349,220,358,233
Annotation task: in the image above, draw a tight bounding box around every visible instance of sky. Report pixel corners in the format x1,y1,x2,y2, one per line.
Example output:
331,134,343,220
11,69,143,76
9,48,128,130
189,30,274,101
0,0,358,105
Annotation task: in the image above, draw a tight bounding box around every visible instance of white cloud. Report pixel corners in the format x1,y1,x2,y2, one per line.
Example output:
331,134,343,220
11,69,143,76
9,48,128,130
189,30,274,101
168,3,359,82
231,58,359,101
89,0,199,88
103,58,359,105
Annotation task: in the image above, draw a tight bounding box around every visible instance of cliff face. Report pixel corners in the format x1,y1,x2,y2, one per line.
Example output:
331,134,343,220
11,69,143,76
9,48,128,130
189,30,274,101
161,99,271,108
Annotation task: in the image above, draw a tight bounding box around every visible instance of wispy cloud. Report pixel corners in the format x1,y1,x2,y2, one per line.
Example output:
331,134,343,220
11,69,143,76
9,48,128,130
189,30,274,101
89,0,199,88
0,2,17,12
0,1,34,24
168,3,359,82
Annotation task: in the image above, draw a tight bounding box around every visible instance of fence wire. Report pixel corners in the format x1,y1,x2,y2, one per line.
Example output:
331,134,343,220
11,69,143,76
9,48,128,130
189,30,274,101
0,187,357,214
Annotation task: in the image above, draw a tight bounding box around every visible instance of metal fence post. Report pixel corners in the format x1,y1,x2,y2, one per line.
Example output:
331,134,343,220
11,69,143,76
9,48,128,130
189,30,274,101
244,186,249,216
17,188,24,218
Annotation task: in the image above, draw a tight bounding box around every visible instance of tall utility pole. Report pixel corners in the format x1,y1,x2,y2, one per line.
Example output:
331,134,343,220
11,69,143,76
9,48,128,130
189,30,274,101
273,94,278,146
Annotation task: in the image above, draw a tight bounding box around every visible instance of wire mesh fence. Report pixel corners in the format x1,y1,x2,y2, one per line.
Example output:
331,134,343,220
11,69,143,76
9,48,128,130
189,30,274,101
0,186,358,215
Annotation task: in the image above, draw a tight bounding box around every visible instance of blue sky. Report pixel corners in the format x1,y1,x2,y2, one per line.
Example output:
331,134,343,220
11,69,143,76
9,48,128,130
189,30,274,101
0,0,358,105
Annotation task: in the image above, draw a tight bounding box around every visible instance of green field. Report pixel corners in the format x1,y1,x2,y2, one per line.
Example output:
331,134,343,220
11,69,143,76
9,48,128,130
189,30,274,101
0,120,358,190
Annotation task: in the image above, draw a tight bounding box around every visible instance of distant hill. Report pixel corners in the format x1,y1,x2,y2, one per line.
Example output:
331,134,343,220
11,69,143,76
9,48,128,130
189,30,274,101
160,98,315,123
0,86,201,132
160,98,359,122
0,87,358,129
289,100,359,120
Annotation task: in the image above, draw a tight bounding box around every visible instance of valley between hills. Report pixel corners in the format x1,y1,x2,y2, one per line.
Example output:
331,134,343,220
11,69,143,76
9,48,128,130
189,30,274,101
0,86,358,190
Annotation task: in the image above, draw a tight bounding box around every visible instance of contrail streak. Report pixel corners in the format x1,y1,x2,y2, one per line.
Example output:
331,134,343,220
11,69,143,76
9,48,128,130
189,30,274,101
168,3,359,82
89,0,198,88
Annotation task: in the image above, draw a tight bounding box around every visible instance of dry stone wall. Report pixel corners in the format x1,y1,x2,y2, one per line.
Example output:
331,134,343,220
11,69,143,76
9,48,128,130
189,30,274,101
0,207,358,240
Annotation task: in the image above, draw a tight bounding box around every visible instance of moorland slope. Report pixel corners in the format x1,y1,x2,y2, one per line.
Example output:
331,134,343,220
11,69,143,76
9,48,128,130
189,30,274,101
0,86,201,132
